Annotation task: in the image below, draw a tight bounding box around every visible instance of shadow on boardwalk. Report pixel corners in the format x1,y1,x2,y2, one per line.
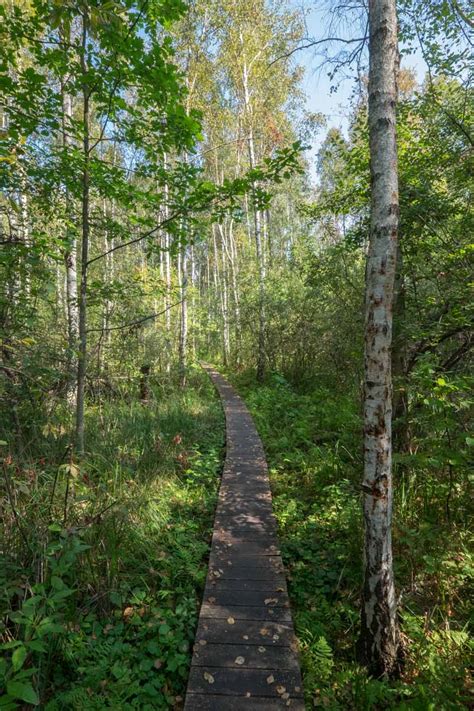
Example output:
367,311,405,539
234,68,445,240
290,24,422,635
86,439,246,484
185,365,304,710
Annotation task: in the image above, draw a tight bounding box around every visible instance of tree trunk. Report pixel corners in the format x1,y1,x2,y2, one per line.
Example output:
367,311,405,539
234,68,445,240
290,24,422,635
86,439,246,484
217,225,230,365
163,153,172,373
75,10,90,456
358,0,401,678
178,246,188,387
61,47,79,404
220,219,242,365
241,42,266,382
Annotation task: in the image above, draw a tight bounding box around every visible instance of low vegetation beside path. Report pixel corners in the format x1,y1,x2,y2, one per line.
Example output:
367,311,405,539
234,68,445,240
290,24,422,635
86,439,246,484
1,369,224,709
232,370,472,710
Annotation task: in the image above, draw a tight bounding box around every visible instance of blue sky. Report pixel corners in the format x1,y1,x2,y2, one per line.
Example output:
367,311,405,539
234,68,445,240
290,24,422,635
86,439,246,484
289,1,429,178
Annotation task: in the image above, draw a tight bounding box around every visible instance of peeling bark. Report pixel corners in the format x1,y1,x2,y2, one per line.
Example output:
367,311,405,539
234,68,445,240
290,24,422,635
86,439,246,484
359,0,401,677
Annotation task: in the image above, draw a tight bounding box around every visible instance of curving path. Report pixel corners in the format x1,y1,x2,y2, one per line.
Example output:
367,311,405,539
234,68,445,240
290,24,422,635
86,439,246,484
184,365,304,710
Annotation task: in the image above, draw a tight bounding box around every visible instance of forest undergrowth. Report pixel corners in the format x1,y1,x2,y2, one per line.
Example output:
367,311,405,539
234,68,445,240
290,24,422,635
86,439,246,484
232,370,473,710
0,368,224,709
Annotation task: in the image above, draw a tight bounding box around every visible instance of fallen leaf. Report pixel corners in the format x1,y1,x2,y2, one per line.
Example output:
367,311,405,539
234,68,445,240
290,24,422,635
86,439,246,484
227,617,235,625
266,675,275,685
260,627,269,636
198,639,207,646
153,659,163,669
203,672,214,684
276,685,286,695
243,635,249,640
207,597,216,603
282,692,290,700
273,634,280,641
264,598,278,605
122,607,134,619
234,656,245,665
258,646,266,653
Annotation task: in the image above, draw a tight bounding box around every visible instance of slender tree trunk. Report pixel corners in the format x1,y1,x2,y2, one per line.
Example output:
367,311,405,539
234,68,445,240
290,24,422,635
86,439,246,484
216,225,230,365
190,244,196,359
220,219,242,365
18,171,30,299
75,10,90,456
61,62,79,404
163,153,172,373
358,0,400,677
178,246,188,387
241,44,266,381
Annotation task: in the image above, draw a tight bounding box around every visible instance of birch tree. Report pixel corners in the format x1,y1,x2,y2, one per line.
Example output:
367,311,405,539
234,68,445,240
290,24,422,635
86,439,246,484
359,0,401,677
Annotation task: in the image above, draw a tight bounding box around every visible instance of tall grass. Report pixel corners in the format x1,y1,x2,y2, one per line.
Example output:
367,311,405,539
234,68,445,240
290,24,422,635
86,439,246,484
1,369,224,709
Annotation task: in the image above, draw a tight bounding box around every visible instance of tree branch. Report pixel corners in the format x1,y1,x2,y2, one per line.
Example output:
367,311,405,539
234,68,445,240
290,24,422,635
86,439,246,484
86,300,183,333
269,36,367,67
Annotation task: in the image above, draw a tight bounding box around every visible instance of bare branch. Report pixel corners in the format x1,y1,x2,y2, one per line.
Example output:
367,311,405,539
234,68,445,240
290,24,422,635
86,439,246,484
269,36,367,67
86,300,183,333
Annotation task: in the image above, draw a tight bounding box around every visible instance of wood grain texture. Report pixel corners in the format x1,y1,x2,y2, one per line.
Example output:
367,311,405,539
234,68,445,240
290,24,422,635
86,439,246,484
185,365,303,709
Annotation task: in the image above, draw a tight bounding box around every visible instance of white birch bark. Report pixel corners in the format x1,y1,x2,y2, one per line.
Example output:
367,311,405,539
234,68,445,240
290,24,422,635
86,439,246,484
216,224,230,365
62,88,79,402
241,37,266,381
359,0,400,677
178,246,188,387
75,11,90,455
163,153,172,373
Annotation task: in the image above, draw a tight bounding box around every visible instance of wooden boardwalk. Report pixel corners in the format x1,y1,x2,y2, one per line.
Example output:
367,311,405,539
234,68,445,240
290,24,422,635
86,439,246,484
184,366,304,710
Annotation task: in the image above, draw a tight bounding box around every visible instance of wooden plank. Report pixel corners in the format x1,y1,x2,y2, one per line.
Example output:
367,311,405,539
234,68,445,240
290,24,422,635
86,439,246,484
206,568,286,584
195,619,296,647
207,560,285,581
212,539,281,557
200,604,292,622
184,694,305,709
186,667,303,698
213,519,278,533
191,643,300,671
206,579,287,593
202,589,289,608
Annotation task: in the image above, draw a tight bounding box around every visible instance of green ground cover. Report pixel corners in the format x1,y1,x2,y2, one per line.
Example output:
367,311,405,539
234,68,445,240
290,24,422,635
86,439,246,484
232,370,472,710
1,368,224,709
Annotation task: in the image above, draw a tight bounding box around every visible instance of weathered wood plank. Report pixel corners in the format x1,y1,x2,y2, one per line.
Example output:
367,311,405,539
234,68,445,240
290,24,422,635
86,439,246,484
195,619,296,647
202,589,289,608
206,579,288,593
184,366,303,709
187,667,303,698
200,604,292,622
184,694,305,710
192,643,300,670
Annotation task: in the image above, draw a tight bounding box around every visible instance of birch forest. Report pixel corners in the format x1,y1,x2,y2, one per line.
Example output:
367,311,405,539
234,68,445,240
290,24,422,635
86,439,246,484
0,0,472,708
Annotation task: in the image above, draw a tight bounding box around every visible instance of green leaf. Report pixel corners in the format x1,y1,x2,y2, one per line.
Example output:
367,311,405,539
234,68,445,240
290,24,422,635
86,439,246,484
6,681,39,705
12,646,27,672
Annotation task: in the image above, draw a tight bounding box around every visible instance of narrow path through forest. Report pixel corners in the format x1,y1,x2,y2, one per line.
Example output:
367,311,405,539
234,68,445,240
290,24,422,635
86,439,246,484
184,365,304,710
